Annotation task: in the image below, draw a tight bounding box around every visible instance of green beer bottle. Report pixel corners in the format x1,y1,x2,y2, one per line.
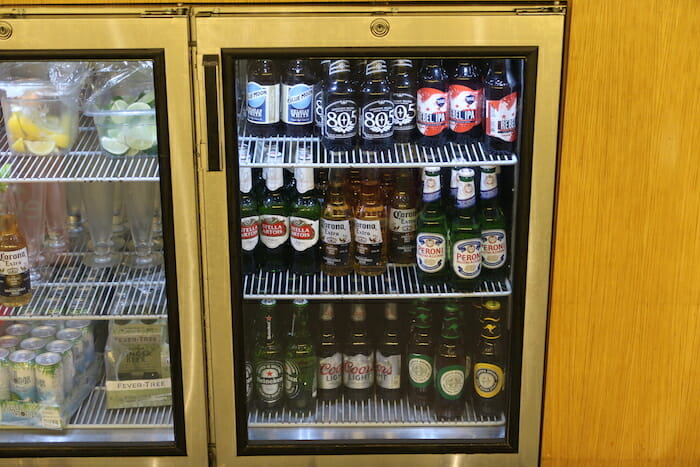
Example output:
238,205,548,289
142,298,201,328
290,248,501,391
434,305,466,420
406,311,434,407
416,167,449,286
254,299,285,412
478,165,508,281
284,299,317,413
260,147,291,273
450,168,482,292
290,147,322,275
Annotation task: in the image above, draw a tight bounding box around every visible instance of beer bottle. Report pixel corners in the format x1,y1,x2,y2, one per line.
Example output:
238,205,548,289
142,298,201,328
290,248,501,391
388,168,418,265
345,168,362,209
478,166,508,281
343,303,374,401
285,299,317,413
375,302,402,401
281,59,316,137
315,167,329,206
246,59,280,137
416,167,449,286
0,183,31,307
317,303,343,401
239,145,260,275
451,168,482,292
254,299,285,412
473,299,506,417
449,60,484,144
244,308,255,405
484,59,518,155
379,169,395,207
390,59,417,144
322,59,358,152
313,60,330,136
290,147,321,275
416,59,448,147
406,311,433,407
259,148,290,273
434,304,466,420
321,169,354,277
359,59,394,151
354,168,388,276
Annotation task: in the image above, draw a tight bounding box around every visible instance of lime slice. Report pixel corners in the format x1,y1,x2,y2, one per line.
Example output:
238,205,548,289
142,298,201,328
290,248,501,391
109,99,129,124
125,125,157,151
25,140,56,156
126,102,151,112
137,90,155,106
100,136,129,156
126,147,140,156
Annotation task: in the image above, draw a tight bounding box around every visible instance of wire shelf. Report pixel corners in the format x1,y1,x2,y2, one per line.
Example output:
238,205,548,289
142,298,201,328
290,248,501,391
0,116,159,181
242,265,510,300
239,133,517,168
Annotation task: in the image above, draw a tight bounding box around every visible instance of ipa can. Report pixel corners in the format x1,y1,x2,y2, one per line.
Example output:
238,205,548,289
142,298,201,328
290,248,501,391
9,349,36,401
46,339,75,397
35,352,64,404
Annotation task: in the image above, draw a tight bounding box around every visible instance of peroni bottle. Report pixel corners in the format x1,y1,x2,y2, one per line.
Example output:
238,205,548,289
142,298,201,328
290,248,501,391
416,167,449,286
390,59,417,144
259,149,290,272
284,299,317,413
321,168,354,276
354,168,388,276
359,59,394,151
451,168,482,292
322,60,358,152
290,147,321,275
388,168,417,265
406,311,433,407
239,146,260,275
449,60,484,144
254,299,285,412
473,299,506,417
317,303,343,401
281,59,316,137
484,59,518,154
434,307,466,420
416,59,448,147
343,303,374,401
246,59,280,137
0,185,31,307
375,302,402,401
478,166,508,281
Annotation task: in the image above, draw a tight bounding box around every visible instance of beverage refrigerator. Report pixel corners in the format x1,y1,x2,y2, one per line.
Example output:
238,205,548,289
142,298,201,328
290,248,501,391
194,3,565,467
0,8,209,466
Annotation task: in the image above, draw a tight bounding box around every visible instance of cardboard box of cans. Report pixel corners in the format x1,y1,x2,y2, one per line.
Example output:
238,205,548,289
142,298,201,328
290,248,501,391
0,320,99,429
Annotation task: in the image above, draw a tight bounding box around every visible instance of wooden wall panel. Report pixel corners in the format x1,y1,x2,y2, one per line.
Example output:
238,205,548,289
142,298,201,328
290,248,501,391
542,0,700,465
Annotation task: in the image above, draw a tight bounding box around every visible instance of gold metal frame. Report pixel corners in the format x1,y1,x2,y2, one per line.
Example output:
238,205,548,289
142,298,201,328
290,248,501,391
0,7,209,466
194,4,564,467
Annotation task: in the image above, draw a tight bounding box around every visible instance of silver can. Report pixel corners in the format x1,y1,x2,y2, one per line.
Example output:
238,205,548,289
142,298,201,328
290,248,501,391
0,335,20,352
45,339,75,396
65,320,95,368
20,337,47,352
5,323,31,341
35,352,64,404
0,347,10,400
30,325,57,340
55,328,85,373
9,349,36,402
39,320,64,331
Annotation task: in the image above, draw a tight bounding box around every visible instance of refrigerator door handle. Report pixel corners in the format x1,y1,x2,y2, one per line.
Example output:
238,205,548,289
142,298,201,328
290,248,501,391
203,54,222,172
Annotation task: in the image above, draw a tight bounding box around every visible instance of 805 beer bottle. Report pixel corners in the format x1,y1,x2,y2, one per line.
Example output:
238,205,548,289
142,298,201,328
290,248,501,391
322,60,358,152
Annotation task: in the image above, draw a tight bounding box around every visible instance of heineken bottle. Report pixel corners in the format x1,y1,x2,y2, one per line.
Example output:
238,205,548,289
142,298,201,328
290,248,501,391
416,167,449,286
450,168,482,292
284,299,317,413
478,165,508,281
406,310,434,407
253,299,285,412
290,147,322,275
434,304,466,420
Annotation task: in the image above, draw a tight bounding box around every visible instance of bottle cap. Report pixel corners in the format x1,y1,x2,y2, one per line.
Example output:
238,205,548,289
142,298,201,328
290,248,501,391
350,303,366,322
261,299,276,307
385,302,398,320
483,300,501,311
320,303,334,321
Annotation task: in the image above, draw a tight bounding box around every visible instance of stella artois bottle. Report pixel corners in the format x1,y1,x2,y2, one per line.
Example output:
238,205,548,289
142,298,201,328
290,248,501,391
260,148,290,272
290,147,321,275
239,145,260,275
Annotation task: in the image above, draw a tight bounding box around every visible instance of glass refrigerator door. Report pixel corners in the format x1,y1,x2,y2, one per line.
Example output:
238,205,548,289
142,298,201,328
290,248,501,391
196,4,563,465
0,9,207,464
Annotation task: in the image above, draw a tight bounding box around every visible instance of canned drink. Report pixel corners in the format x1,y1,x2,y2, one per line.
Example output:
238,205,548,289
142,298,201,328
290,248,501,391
0,348,10,400
0,335,20,352
39,320,64,331
5,323,31,341
9,349,36,402
45,339,75,397
20,337,47,352
30,325,57,340
56,328,85,373
65,320,95,368
35,352,64,404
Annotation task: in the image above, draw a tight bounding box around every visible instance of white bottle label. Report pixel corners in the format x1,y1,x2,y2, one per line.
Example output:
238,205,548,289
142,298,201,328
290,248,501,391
289,216,319,251
481,229,507,269
437,366,465,400
260,215,289,249
342,353,374,389
453,238,481,279
485,91,518,142
389,208,416,233
355,219,383,245
247,82,280,125
321,219,351,245
0,248,29,275
255,360,284,403
416,233,446,272
408,354,433,388
318,353,343,390
240,216,259,251
375,352,401,389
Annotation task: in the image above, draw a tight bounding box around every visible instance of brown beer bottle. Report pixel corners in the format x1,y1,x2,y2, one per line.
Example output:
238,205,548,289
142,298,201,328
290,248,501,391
0,184,31,307
388,168,418,265
375,302,402,401
320,169,354,276
353,168,388,276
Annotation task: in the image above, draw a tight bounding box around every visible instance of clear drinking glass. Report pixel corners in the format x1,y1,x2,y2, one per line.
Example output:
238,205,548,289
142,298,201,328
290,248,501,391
65,182,84,237
44,182,68,262
151,182,163,252
110,182,126,250
81,181,120,268
13,183,46,282
125,181,160,269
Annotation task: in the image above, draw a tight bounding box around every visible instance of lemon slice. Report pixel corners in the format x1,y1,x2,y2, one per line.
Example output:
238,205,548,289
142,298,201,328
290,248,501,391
18,114,43,139
49,131,71,149
25,140,56,156
125,125,157,151
6,113,25,139
100,136,129,156
11,138,26,153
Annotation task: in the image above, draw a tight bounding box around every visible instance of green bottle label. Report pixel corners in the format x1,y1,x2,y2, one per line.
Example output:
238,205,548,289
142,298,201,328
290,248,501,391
437,365,465,400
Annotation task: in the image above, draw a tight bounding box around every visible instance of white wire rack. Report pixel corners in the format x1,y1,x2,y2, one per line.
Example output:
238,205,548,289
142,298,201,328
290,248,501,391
239,133,517,168
243,266,511,300
0,116,159,181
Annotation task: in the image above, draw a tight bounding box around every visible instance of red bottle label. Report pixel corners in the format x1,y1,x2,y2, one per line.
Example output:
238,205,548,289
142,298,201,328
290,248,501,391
485,91,518,142
417,88,448,136
449,84,483,133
